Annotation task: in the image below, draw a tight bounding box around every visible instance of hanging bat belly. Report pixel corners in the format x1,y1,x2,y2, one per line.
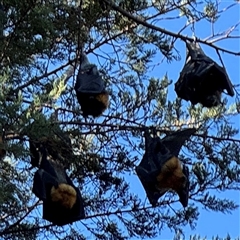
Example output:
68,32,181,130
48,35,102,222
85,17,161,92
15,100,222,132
156,156,186,192
50,183,77,209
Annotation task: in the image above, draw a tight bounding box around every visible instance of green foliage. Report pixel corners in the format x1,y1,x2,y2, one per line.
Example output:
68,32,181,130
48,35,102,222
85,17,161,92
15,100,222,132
0,0,239,239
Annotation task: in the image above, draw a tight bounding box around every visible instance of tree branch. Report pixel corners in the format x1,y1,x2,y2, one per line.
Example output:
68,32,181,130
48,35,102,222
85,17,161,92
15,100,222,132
56,121,240,143
102,0,240,56
0,224,54,237
1,201,40,234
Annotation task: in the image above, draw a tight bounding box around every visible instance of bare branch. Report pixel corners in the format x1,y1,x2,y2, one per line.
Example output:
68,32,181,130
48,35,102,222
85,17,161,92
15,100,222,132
102,0,240,56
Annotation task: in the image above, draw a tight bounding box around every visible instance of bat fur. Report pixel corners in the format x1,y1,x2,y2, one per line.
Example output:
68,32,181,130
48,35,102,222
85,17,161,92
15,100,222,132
50,183,77,209
156,156,187,192
77,91,109,117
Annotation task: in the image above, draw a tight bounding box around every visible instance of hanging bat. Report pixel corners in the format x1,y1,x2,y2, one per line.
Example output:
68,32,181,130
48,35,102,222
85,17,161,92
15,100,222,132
136,128,196,207
75,54,109,117
175,41,234,108
32,145,85,226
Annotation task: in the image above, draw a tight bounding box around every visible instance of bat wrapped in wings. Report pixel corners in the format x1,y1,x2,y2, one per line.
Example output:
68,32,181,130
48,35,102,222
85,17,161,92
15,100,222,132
136,128,196,207
32,144,85,226
74,54,109,117
175,41,234,108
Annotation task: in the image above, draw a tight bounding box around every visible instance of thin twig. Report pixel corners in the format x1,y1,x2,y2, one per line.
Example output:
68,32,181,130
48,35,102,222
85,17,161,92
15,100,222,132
102,0,240,56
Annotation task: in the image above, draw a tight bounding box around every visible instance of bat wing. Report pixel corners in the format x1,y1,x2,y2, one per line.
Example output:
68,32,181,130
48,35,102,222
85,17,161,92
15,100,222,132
161,128,196,157
0,135,6,159
75,65,105,94
213,64,234,96
142,183,168,206
32,169,58,201
136,132,175,206
38,147,59,179
185,42,234,96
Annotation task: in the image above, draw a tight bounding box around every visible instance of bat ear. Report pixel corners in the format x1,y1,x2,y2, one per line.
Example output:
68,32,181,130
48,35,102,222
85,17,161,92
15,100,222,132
29,141,41,167
161,128,196,157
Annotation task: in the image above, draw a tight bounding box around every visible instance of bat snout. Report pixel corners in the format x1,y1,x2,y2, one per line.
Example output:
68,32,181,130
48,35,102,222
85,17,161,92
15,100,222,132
177,188,189,208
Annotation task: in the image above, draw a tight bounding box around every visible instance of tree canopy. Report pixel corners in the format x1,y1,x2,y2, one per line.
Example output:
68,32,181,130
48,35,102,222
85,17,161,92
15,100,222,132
0,0,239,239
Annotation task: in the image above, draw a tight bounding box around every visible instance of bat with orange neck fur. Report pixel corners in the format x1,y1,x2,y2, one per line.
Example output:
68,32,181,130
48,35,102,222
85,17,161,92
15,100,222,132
32,145,85,226
75,54,109,117
136,128,196,207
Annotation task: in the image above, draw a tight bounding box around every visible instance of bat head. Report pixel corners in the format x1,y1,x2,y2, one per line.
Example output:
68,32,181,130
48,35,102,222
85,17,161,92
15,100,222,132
156,156,189,207
42,186,85,226
176,164,189,207
76,91,109,117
